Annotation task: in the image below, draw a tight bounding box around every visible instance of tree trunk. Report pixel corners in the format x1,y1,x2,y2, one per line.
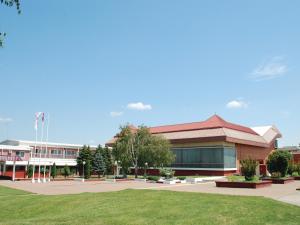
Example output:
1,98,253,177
135,166,138,178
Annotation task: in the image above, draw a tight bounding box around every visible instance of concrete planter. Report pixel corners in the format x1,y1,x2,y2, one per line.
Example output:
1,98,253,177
293,176,300,180
163,180,176,184
263,177,294,184
186,177,203,183
216,180,272,189
134,178,147,182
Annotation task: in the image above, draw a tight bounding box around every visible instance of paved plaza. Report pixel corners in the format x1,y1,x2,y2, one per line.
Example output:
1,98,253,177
1,180,300,206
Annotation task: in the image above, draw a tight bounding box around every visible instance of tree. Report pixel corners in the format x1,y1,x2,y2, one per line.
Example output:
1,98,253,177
1,0,21,47
51,163,57,179
61,165,71,179
145,135,174,168
92,146,106,178
77,145,92,176
267,151,292,177
27,165,33,178
102,146,113,174
84,160,91,179
112,125,174,178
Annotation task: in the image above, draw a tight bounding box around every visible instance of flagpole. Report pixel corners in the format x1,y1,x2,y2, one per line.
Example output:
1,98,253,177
32,124,37,183
38,113,44,183
32,113,38,183
44,113,50,182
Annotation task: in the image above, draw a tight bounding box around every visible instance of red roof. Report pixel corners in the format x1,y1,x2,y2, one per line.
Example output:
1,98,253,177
149,115,258,135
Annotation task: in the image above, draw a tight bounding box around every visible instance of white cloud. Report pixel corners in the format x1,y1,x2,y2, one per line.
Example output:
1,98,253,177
226,100,248,109
127,102,152,111
0,117,13,123
250,56,288,81
110,111,123,117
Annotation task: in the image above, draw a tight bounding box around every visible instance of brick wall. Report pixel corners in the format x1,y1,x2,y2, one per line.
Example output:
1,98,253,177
235,142,274,172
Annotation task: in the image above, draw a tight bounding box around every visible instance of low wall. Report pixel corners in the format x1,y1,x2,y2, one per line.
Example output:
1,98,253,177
131,168,236,176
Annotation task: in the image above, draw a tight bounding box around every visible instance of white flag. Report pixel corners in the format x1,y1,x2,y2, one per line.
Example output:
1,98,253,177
34,112,42,130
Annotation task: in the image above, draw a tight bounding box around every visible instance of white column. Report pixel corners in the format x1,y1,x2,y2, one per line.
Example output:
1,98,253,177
12,160,16,182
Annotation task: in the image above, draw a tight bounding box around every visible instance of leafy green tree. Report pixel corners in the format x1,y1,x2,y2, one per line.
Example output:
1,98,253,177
51,163,57,179
61,165,71,179
27,165,33,178
93,146,106,178
1,0,21,47
77,145,92,176
267,151,292,177
113,125,174,178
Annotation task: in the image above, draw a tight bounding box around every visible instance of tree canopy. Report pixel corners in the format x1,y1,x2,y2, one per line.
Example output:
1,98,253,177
0,0,21,47
112,125,174,178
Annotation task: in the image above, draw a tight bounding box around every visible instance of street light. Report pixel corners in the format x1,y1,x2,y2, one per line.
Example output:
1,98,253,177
82,161,86,182
144,162,148,178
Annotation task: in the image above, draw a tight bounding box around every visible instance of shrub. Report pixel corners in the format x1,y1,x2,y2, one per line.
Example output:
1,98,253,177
61,165,71,179
295,163,300,175
271,172,281,178
287,162,296,175
266,151,292,177
177,176,186,180
51,163,57,179
26,165,33,178
292,171,299,177
159,168,175,179
240,158,258,181
147,176,160,182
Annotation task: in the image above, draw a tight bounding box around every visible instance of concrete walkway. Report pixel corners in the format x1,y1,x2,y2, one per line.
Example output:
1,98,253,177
0,180,300,206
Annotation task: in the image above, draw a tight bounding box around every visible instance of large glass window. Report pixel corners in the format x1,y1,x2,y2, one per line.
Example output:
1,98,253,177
171,146,236,169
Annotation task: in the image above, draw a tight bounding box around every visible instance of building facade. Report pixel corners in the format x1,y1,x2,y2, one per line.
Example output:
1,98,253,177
0,140,96,180
107,115,282,176
277,146,300,164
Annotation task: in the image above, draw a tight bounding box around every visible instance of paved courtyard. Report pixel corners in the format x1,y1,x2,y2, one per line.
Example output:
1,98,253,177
1,180,300,206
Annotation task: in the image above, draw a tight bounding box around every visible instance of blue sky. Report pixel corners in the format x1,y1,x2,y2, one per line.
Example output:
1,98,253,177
0,1,299,146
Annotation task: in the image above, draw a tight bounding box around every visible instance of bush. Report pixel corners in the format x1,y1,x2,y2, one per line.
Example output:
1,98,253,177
295,163,300,175
266,151,292,177
147,176,160,182
177,176,186,180
61,165,71,178
27,165,33,178
159,168,175,179
287,162,296,175
292,171,299,177
271,172,281,178
51,163,57,179
240,158,258,181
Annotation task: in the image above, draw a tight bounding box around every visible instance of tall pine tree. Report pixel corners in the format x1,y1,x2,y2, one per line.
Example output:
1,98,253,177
77,145,92,177
102,146,113,175
93,146,106,178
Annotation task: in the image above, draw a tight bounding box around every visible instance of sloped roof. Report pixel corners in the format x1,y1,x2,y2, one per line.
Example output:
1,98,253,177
106,115,282,148
149,115,258,135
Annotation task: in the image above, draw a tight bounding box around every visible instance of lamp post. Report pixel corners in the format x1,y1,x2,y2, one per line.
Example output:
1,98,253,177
48,162,52,182
82,161,86,182
144,162,148,178
114,161,118,178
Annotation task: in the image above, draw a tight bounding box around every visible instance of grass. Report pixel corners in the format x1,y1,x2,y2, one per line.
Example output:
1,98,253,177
0,186,299,225
227,175,260,182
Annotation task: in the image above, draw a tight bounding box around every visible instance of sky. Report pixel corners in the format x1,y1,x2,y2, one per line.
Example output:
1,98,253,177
0,1,299,147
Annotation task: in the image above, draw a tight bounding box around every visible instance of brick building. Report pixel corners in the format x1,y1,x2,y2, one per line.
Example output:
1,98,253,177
0,140,96,180
107,115,281,176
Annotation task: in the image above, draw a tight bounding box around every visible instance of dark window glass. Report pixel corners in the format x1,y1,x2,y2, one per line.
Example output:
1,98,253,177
171,147,236,169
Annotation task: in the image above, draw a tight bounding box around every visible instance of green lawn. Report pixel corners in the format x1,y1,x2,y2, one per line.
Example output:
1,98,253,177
0,186,299,225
